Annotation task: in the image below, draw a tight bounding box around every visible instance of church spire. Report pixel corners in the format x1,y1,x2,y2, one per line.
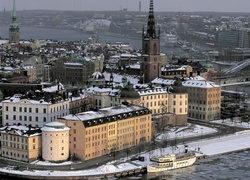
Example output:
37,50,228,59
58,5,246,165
146,0,156,38
12,0,17,22
9,0,20,43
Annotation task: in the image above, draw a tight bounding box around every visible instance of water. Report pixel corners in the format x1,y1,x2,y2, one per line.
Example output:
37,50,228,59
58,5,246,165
122,150,250,180
0,24,181,53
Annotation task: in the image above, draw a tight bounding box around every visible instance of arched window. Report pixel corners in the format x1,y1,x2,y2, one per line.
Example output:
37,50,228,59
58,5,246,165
145,43,148,54
153,43,157,54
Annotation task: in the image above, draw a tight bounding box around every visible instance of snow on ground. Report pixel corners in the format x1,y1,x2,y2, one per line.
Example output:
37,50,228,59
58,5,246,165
156,124,217,141
1,124,250,177
211,119,250,128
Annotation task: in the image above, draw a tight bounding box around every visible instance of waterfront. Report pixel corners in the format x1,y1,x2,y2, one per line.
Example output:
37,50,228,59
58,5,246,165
0,24,182,53
138,150,250,180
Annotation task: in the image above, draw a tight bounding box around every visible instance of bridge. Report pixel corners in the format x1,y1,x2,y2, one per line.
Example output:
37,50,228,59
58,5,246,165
222,58,250,74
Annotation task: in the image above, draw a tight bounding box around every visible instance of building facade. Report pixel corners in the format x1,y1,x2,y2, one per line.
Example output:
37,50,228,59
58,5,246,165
0,125,41,162
183,80,221,121
2,94,70,128
41,122,70,162
58,104,152,161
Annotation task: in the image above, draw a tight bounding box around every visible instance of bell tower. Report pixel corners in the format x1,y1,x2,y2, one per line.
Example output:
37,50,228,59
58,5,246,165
141,0,161,84
9,0,20,43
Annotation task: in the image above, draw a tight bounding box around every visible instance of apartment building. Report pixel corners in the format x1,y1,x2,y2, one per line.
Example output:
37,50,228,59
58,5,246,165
2,94,69,128
0,125,42,162
58,104,151,161
183,80,221,121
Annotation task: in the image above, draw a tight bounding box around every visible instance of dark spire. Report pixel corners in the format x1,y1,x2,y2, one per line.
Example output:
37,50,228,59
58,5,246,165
146,0,156,38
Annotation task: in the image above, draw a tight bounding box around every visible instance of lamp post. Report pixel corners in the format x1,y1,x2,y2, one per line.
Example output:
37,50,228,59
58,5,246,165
200,127,203,141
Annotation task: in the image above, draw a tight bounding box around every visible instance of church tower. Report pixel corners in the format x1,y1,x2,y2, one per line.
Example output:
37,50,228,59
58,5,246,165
141,0,161,84
9,0,20,43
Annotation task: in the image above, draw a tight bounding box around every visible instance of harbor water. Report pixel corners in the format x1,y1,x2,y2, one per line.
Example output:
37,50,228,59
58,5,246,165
121,150,250,180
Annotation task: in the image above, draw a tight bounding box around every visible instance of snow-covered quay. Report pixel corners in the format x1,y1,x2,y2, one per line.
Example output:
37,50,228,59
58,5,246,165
1,130,250,179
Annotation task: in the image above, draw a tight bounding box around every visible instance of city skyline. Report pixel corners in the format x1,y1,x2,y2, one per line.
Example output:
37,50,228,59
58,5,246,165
1,0,250,13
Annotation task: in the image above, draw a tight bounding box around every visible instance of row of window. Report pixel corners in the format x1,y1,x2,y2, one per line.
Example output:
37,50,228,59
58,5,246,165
189,106,220,111
5,105,68,113
1,135,29,143
2,151,28,159
5,113,68,122
2,142,28,150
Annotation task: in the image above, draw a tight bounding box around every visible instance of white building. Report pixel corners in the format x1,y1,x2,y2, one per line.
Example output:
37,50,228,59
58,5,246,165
87,87,120,110
41,122,70,162
2,94,70,128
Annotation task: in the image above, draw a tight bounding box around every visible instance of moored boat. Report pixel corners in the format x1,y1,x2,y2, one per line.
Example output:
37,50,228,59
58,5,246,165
147,146,196,172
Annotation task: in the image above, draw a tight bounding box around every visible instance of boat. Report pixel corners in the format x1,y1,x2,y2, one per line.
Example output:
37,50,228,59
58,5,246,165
147,146,196,172
164,33,178,47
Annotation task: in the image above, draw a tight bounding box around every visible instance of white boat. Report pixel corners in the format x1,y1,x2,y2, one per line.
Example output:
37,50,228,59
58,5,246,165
164,33,178,47
147,150,196,172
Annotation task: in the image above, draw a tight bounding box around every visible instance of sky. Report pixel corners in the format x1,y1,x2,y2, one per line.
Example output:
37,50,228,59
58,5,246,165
1,0,250,13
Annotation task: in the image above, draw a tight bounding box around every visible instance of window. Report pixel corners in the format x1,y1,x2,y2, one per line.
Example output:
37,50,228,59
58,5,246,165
36,117,38,122
13,115,16,120
24,107,27,112
43,108,46,113
13,107,16,111
5,106,8,111
29,108,32,113
6,115,8,120
43,117,46,122
29,116,32,121
36,108,38,113
19,107,22,112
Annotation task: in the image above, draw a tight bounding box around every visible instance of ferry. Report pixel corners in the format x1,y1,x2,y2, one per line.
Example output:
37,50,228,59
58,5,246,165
147,148,196,172
164,33,178,47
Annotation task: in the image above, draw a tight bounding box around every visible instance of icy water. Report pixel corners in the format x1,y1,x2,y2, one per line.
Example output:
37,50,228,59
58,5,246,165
134,150,250,180
0,24,181,53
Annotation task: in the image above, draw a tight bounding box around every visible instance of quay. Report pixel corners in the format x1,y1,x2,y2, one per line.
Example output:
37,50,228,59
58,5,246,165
1,130,250,179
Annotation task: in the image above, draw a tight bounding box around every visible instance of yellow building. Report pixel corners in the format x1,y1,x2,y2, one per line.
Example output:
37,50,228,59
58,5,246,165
0,125,41,162
183,80,221,121
121,79,188,126
58,104,151,161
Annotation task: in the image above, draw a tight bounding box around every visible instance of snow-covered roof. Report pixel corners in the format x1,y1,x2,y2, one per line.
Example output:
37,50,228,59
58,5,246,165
61,104,148,122
42,83,65,92
0,125,41,137
182,80,220,88
103,72,139,85
41,122,70,132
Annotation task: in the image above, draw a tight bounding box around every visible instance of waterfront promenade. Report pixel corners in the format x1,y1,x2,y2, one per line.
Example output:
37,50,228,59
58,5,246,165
1,125,250,179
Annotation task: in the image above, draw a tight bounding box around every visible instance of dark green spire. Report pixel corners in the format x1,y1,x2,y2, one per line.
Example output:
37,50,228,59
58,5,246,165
12,0,17,19
10,0,19,29
146,0,156,38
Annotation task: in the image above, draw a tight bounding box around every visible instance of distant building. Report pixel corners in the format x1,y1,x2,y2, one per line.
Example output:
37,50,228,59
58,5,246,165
217,29,250,48
0,125,42,162
58,104,152,161
52,59,95,86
